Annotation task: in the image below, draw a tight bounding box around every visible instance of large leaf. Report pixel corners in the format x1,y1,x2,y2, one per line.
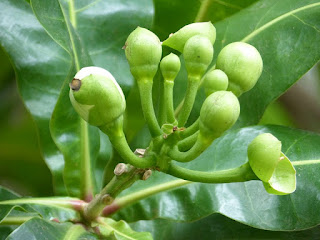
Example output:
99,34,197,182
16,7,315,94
0,0,68,195
30,0,100,199
114,125,320,230
216,0,320,128
132,214,320,240
207,0,320,127
6,218,98,240
0,186,82,224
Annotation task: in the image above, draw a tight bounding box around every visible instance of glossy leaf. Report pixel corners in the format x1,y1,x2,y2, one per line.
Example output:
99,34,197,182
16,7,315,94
131,214,320,240
98,218,152,240
6,218,98,240
114,125,320,230
0,186,82,224
0,0,68,195
31,0,100,199
203,0,320,127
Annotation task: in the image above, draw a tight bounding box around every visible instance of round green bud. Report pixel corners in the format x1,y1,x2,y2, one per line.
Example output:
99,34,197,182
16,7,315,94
216,42,263,97
124,27,162,81
199,91,240,139
247,133,281,182
160,53,181,81
203,69,228,97
69,66,126,127
183,35,214,78
162,22,216,52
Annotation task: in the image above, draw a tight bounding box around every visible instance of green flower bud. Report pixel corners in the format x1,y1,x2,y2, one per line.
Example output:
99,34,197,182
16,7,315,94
69,66,126,127
199,91,240,139
124,27,162,81
263,153,296,195
160,53,181,81
162,22,216,52
203,69,228,97
247,133,281,182
183,35,213,78
216,42,263,97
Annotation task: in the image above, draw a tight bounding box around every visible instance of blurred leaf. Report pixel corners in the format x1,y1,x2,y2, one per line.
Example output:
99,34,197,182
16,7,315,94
98,218,153,240
0,0,68,195
259,100,296,127
153,0,258,40
115,125,320,230
131,213,320,240
6,218,98,240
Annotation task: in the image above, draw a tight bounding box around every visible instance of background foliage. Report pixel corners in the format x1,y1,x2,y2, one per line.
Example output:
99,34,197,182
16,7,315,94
0,0,320,239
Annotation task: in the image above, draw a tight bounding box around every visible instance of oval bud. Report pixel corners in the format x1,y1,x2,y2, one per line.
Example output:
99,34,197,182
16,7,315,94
160,53,181,81
162,22,216,52
247,133,281,182
183,35,213,78
69,67,126,127
216,42,263,96
125,27,162,81
203,69,228,97
199,91,240,139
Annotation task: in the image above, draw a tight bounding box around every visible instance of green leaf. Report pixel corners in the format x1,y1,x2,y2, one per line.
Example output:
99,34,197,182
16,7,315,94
208,0,320,128
0,186,82,224
31,0,100,199
153,0,258,40
0,0,67,195
131,214,320,240
114,125,320,230
98,218,152,240
6,218,98,240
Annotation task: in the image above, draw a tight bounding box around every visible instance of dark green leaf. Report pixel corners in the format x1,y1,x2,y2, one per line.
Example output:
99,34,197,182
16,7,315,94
31,0,100,199
0,186,81,224
153,0,258,40
98,218,152,240
6,218,98,240
0,0,67,195
115,125,320,230
131,214,320,240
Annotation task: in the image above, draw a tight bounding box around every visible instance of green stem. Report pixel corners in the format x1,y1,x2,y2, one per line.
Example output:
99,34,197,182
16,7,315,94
164,80,176,124
168,162,258,183
180,118,199,138
83,165,142,221
178,76,200,127
178,130,199,152
194,0,213,22
158,76,167,126
102,149,121,186
169,133,210,162
137,80,162,137
80,119,94,201
0,216,34,225
100,117,156,169
102,179,190,216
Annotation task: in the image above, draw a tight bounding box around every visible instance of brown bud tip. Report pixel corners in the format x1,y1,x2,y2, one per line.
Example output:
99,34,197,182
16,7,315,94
114,163,127,176
70,78,81,91
101,194,114,205
142,169,152,180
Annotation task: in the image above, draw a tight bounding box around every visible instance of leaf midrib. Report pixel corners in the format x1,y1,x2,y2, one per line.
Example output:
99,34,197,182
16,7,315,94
242,2,320,42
